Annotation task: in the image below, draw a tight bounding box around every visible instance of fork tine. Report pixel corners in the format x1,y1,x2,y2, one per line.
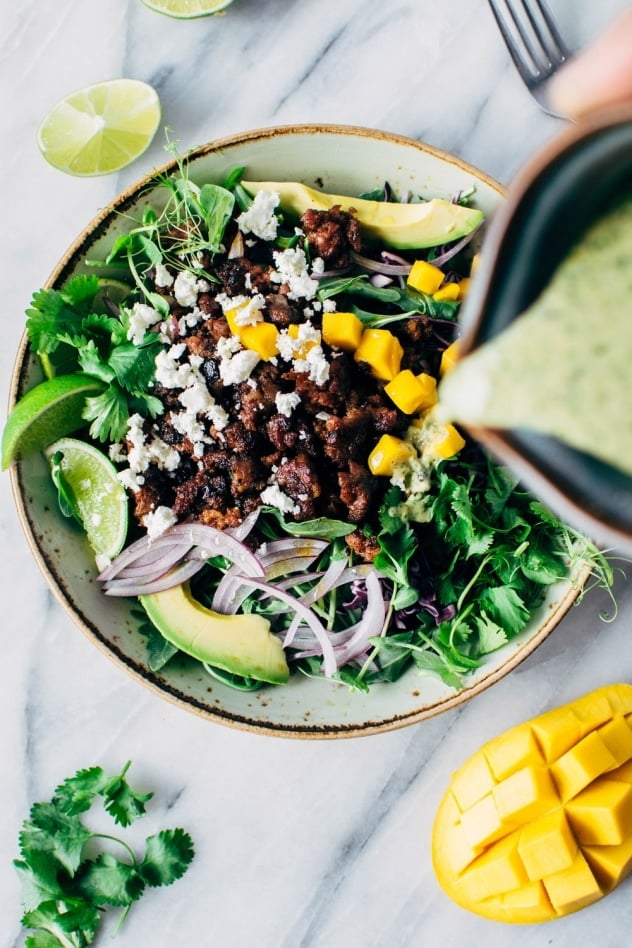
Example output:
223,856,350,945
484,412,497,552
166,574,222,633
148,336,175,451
489,0,569,78
521,0,571,66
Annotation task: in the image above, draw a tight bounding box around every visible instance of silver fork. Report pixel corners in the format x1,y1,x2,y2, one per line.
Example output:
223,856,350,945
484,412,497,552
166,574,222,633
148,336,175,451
487,0,572,118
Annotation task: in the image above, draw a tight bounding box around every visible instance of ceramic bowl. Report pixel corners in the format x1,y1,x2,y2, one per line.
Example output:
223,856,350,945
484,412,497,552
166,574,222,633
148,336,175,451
8,124,584,738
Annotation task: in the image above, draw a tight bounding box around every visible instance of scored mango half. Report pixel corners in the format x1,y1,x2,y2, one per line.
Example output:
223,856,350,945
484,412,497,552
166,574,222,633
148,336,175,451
432,684,632,923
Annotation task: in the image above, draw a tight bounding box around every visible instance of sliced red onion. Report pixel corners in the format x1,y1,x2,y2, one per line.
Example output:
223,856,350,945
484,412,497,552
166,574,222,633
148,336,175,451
350,249,410,276
225,509,260,542
331,570,386,666
103,558,205,596
370,274,394,288
159,523,264,577
230,576,337,678
97,534,193,581
430,223,482,269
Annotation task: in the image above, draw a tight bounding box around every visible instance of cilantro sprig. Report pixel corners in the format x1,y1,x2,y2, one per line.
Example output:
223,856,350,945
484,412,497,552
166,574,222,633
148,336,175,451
14,761,194,946
26,275,163,442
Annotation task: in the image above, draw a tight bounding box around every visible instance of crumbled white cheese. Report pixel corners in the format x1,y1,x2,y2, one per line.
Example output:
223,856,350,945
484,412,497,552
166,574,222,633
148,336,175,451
154,264,174,288
127,302,161,346
237,190,280,241
294,344,330,385
275,392,302,417
154,346,194,389
219,348,261,385
271,247,319,301
174,270,205,307
261,483,300,516
144,505,178,540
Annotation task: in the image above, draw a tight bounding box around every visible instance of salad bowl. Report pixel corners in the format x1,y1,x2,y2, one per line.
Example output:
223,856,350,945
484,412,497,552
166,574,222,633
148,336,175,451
8,124,586,738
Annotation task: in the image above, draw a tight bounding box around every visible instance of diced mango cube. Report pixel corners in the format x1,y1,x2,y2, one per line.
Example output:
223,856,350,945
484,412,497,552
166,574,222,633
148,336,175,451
552,731,618,802
367,434,415,477
566,779,632,846
457,277,471,299
424,423,465,460
384,370,437,414
354,328,403,381
433,792,480,875
451,752,496,811
321,311,364,351
484,723,543,781
439,339,460,376
543,851,602,915
597,716,632,767
518,809,577,881
531,707,583,762
584,835,632,892
238,321,279,360
455,832,528,904
407,259,444,295
480,881,555,924
574,690,614,734
433,282,460,302
287,322,320,357
609,759,632,784
494,765,559,825
606,683,632,716
460,794,507,850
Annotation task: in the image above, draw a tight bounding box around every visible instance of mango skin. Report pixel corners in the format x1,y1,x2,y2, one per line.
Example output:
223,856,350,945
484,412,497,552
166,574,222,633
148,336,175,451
241,180,483,249
432,684,632,923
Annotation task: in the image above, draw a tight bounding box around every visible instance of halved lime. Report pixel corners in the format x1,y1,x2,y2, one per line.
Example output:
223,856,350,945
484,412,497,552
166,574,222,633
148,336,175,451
1,374,105,469
37,79,161,176
44,438,128,560
141,0,234,18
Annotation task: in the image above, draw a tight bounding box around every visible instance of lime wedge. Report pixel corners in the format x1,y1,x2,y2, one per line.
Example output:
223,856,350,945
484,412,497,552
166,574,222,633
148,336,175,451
1,374,105,469
141,0,234,17
45,438,128,561
37,79,161,176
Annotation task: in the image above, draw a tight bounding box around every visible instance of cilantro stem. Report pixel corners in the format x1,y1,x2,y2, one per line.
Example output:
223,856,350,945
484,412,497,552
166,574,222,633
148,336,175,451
91,832,138,866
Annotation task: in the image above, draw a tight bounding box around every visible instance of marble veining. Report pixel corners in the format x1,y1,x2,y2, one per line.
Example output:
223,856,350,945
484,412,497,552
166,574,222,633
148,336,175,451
2,0,632,945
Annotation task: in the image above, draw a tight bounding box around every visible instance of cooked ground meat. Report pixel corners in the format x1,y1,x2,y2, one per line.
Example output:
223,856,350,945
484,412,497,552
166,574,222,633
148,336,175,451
300,205,363,268
117,203,435,557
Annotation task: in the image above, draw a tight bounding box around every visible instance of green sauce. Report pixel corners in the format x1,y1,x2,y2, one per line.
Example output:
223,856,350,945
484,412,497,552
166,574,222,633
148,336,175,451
438,197,632,476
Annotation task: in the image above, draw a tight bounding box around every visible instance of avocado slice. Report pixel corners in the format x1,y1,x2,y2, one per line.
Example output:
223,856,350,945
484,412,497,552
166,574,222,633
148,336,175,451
139,582,290,685
241,180,483,249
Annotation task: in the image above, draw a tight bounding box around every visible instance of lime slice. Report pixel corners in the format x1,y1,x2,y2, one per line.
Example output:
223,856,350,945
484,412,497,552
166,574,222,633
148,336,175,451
37,79,161,176
141,0,234,17
45,437,128,561
1,373,105,469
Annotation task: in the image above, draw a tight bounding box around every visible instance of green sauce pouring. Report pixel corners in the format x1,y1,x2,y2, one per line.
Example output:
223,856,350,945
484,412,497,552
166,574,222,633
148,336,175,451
438,197,632,477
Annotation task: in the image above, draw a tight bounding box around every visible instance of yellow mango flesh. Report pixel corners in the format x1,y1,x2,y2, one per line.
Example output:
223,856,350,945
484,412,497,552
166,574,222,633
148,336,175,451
432,684,632,923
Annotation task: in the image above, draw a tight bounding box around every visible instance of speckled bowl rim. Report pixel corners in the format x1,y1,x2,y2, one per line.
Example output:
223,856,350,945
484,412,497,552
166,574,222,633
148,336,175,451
7,123,587,739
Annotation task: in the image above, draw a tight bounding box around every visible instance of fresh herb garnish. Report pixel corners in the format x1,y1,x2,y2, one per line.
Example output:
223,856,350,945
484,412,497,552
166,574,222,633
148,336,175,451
14,761,194,946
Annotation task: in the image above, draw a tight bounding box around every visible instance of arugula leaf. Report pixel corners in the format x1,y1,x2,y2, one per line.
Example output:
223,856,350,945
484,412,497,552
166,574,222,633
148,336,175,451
260,507,355,539
49,451,81,522
15,762,195,945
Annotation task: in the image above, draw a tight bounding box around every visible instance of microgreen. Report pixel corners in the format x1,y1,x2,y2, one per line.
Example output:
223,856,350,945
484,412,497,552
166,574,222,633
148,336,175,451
14,761,194,946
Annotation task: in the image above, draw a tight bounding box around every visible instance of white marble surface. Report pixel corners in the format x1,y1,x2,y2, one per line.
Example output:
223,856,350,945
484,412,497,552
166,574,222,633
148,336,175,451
2,1,632,945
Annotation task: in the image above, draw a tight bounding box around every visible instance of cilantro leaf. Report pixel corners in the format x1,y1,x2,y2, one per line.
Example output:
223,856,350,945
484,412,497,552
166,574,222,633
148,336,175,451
14,856,67,912
102,762,153,827
22,898,100,948
52,767,110,816
82,384,131,443
20,803,92,877
139,828,195,887
76,853,145,906
474,611,509,654
108,339,162,392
